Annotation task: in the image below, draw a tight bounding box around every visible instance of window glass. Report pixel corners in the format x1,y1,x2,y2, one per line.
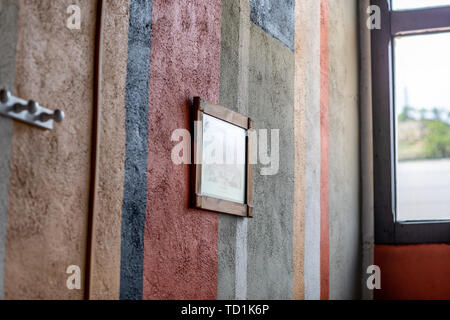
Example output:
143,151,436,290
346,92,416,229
393,0,450,10
394,32,450,221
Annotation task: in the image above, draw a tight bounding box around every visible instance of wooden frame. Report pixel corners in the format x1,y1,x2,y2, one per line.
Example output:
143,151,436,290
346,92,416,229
191,97,254,218
371,0,450,244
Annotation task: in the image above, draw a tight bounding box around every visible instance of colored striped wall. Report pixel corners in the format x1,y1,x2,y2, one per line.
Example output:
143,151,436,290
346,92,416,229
0,0,362,300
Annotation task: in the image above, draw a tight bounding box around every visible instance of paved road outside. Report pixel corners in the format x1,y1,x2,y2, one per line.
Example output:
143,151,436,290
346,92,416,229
398,158,450,221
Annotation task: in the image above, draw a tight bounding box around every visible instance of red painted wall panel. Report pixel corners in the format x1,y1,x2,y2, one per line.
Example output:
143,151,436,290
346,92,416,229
375,244,450,300
143,0,222,299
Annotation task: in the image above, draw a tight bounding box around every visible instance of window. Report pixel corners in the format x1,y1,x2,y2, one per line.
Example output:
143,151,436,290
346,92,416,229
371,0,450,243
392,0,450,11
394,32,450,222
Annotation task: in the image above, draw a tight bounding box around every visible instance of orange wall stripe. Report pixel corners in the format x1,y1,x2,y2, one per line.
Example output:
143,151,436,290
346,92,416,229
293,0,307,300
320,0,330,301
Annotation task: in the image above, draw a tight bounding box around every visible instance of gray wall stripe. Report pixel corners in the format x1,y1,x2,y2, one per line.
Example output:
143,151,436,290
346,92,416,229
329,0,361,300
247,21,295,300
218,0,251,300
218,0,241,300
220,0,296,300
120,0,153,300
0,0,18,301
234,0,250,301
249,0,295,51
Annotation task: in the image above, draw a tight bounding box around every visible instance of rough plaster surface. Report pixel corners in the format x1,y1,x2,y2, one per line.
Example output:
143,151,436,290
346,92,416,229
246,22,294,300
320,0,330,300
4,0,96,299
249,0,294,51
89,0,129,300
0,0,18,301
0,0,365,300
303,0,321,301
120,0,152,301
217,0,240,300
358,0,374,301
293,0,306,300
143,0,221,299
328,0,361,300
233,0,251,301
217,0,251,301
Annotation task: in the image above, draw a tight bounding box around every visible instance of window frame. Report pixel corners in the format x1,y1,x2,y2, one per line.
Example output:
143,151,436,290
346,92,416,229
371,0,450,244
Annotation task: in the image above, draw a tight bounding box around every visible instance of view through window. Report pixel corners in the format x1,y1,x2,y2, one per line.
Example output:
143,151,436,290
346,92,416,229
393,0,450,10
394,32,450,221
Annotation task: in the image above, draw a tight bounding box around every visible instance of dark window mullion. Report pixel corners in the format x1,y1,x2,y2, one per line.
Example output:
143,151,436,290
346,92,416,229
391,6,450,35
372,0,396,244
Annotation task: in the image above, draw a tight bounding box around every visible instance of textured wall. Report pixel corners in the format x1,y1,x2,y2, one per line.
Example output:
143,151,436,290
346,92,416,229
0,0,18,301
319,0,330,300
246,22,295,300
249,0,294,51
89,0,130,300
293,0,307,300
0,0,365,300
303,0,322,300
143,0,222,299
219,0,298,301
217,0,242,300
328,0,361,300
4,0,96,299
297,0,361,300
120,0,153,300
375,245,450,300
358,0,375,301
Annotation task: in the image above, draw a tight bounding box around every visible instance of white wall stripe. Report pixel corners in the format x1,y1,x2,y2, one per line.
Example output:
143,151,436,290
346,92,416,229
303,0,322,301
235,218,248,300
235,0,250,301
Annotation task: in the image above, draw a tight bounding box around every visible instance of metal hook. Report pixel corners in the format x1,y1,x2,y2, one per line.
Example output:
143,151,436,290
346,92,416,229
37,109,65,123
0,88,65,130
0,89,11,104
11,100,39,115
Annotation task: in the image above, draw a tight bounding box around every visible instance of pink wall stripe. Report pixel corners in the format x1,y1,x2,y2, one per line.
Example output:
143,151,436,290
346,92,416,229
320,0,330,301
143,0,222,299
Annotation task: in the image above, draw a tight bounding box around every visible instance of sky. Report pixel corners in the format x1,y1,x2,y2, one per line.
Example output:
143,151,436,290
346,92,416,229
395,31,450,114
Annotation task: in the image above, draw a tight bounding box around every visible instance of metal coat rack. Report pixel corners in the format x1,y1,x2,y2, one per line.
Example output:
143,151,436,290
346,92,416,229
0,89,64,130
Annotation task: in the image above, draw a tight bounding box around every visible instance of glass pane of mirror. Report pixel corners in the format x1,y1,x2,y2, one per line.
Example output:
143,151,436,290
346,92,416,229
394,32,450,221
201,114,246,204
